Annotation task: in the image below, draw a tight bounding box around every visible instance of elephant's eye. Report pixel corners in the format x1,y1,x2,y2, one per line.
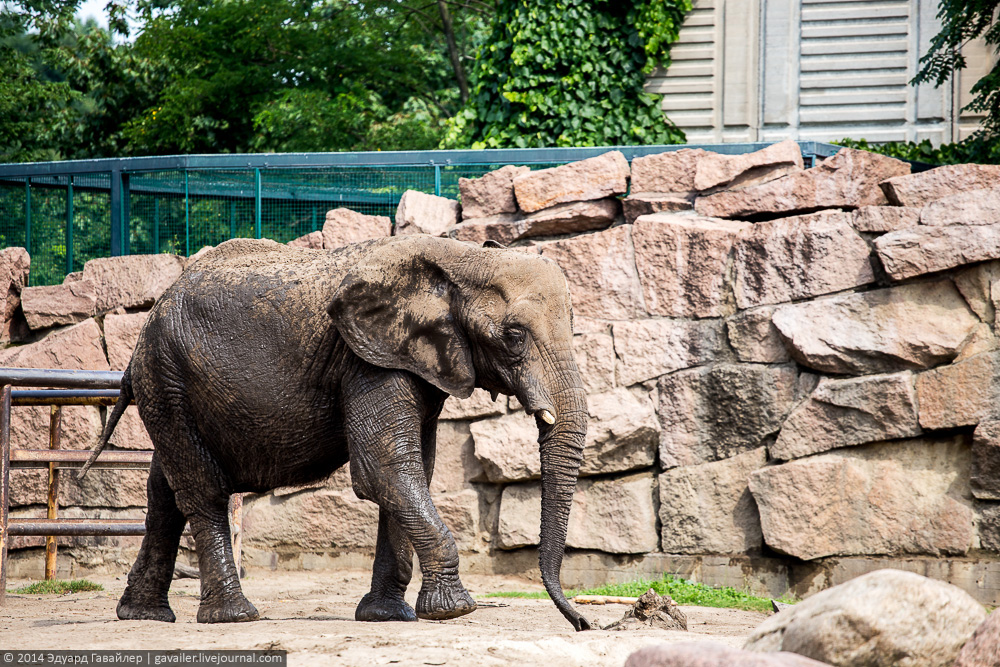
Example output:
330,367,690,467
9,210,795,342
505,325,527,348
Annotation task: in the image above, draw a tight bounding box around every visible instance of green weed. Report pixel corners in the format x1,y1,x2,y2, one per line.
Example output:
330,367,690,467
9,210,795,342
11,579,104,595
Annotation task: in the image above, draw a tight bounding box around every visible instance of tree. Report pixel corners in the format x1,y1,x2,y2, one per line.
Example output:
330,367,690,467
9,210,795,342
914,0,1000,136
442,0,691,149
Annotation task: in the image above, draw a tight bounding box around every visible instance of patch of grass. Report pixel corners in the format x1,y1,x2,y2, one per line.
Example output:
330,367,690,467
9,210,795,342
481,575,797,613
11,579,104,595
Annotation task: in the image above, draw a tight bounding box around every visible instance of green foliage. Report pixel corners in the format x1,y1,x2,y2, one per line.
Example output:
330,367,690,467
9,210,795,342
483,574,797,613
12,579,104,594
914,1,1000,138
443,0,690,149
835,135,1000,166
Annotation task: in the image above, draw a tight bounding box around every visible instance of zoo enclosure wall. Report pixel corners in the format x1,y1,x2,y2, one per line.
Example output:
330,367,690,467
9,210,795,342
0,143,841,286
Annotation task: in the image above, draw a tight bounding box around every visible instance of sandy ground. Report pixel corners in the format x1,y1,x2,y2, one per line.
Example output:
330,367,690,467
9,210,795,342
0,570,769,666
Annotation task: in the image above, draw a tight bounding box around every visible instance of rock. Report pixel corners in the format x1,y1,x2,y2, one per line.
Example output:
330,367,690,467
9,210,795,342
694,139,804,191
0,317,109,374
633,213,751,318
658,447,766,554
20,280,97,329
696,148,910,219
431,489,481,551
394,190,461,237
573,333,615,394
771,280,980,374
103,311,149,370
954,261,1000,325
727,306,792,363
109,407,154,451
450,199,620,245
980,504,1000,551
540,225,645,320
626,642,831,667
630,148,710,193
496,472,658,553
287,230,324,249
81,254,186,312
623,193,693,223
732,211,875,309
243,486,378,551
920,186,1000,226
772,372,920,460
322,208,391,249
439,388,506,421
744,570,987,667
955,323,998,362
749,436,975,559
613,319,723,387
513,151,629,213
0,247,30,323
880,163,1000,207
916,351,1000,430
605,589,688,632
430,421,485,494
12,467,148,508
186,245,215,264
4,402,103,455
658,364,800,467
459,165,530,219
851,205,920,232
471,388,658,482
874,223,1000,280
971,420,1000,500
954,611,1000,667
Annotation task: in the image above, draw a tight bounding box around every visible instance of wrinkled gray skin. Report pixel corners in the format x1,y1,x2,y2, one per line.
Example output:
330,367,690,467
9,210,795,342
85,235,592,631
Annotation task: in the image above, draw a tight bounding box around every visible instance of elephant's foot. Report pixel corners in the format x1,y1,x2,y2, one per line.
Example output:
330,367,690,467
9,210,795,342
117,591,176,623
415,574,476,620
197,595,259,624
355,591,417,622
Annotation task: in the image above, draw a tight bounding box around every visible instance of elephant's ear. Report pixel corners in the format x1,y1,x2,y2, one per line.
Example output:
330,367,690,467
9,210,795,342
328,244,475,399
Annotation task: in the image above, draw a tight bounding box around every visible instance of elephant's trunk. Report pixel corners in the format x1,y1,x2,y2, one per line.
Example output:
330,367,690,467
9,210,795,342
536,354,591,631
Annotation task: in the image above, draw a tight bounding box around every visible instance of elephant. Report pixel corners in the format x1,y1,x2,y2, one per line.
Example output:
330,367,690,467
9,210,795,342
82,234,592,631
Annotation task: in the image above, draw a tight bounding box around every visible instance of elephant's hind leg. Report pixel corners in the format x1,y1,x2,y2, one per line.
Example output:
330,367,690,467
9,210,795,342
117,455,186,622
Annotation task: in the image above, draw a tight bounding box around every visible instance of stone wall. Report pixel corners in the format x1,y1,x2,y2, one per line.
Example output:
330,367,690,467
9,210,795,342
5,142,1000,605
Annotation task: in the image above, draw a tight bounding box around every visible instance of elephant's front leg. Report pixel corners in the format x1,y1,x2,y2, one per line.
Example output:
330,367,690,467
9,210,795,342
355,511,417,621
344,366,476,621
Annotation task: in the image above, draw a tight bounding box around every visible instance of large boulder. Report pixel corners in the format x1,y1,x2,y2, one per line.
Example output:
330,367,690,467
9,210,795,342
459,165,529,219
287,231,324,249
771,280,980,374
953,261,1000,325
20,280,98,329
694,139,805,191
629,148,709,194
920,186,1000,226
613,318,723,387
971,419,1000,501
471,388,658,482
695,148,910,219
626,642,832,667
623,193,693,223
394,190,461,237
632,212,750,318
954,609,1000,667
727,306,792,364
658,363,800,468
658,447,766,554
880,163,1000,207
439,387,506,421
749,436,975,559
243,486,378,551
14,467,148,508
513,151,629,213
573,333,615,394
540,225,645,320
81,254,185,312
732,211,875,308
772,372,921,460
851,205,920,232
103,310,149,370
496,472,658,553
322,208,391,249
430,420,484,494
0,246,30,322
744,570,987,667
915,351,999,430
451,199,619,245
874,223,1000,280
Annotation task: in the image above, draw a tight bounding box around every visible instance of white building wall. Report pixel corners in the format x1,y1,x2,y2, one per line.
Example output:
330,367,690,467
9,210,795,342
646,0,994,144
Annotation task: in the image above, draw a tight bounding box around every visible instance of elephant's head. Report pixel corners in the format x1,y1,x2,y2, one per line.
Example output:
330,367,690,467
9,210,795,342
328,235,591,631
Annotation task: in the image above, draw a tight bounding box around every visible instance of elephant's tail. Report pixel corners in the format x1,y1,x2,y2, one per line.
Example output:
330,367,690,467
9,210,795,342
78,366,134,478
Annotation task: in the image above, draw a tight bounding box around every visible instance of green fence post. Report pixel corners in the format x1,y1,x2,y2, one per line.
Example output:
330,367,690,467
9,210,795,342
153,199,160,254
254,168,262,239
434,164,441,196
121,174,131,256
184,171,190,256
110,169,122,256
24,178,31,259
65,176,74,275
230,200,236,240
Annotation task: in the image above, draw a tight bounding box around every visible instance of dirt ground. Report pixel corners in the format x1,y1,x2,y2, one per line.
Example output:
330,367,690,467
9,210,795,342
0,570,769,666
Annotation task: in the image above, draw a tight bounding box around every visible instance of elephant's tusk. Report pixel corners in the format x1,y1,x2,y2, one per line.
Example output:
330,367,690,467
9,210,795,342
539,409,556,424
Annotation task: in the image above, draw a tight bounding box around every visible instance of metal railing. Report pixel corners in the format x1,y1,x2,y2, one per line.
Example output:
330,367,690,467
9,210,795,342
0,368,242,605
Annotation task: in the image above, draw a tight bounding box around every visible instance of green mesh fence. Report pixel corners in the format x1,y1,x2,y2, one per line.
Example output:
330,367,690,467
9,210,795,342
0,144,841,286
